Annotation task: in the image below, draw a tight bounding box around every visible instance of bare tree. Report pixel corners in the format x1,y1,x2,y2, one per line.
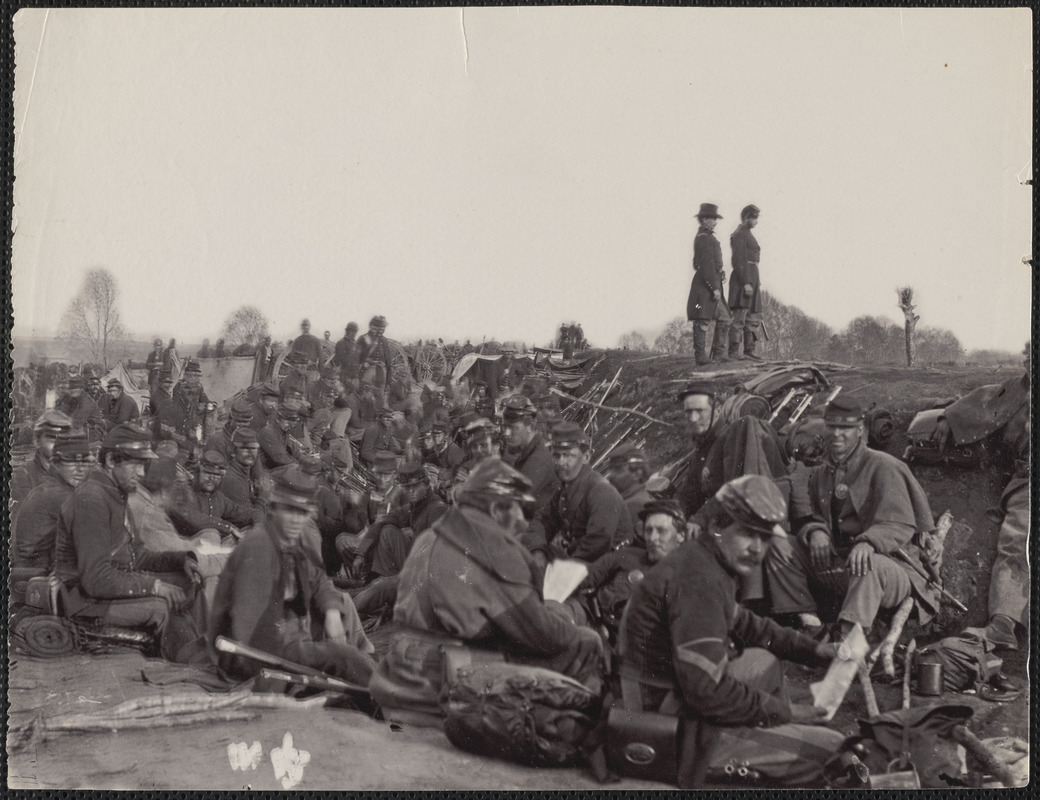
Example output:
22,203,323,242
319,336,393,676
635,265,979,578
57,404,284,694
617,331,649,351
896,286,919,367
57,268,129,370
220,305,270,352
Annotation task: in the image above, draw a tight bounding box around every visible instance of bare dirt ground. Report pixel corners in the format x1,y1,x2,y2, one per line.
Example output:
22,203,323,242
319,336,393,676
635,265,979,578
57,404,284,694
6,353,1028,789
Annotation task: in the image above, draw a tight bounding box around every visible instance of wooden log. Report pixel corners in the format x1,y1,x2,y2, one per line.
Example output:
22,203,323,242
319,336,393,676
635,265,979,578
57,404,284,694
876,595,915,678
41,709,259,736
858,663,880,718
902,639,916,709
951,725,1019,788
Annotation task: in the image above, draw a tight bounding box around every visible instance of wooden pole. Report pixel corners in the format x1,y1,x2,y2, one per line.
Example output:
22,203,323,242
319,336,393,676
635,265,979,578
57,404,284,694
550,387,673,426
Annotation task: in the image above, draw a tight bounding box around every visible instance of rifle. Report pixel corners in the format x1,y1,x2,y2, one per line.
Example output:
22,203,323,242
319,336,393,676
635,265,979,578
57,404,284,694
891,547,968,613
213,635,370,695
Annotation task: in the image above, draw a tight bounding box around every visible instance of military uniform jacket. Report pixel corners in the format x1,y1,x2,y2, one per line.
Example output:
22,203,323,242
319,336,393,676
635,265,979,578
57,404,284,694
170,484,256,537
728,222,762,311
208,522,347,679
524,464,631,562
374,504,581,712
334,337,359,379
104,393,141,426
54,471,189,618
356,489,447,559
220,459,266,510
14,472,75,570
11,453,51,519
508,432,557,514
582,545,654,619
357,333,394,374
805,442,938,620
686,226,725,321
257,422,295,470
618,537,821,788
55,394,105,440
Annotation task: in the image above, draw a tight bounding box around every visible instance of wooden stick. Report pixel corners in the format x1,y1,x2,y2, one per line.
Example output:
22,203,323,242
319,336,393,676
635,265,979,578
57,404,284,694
584,367,623,433
951,724,1019,788
41,709,259,735
549,387,673,426
858,663,880,718
902,638,916,709
876,596,915,678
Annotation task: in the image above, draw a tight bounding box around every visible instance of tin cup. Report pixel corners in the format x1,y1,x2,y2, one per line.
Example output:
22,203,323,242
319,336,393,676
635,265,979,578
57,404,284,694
917,661,944,696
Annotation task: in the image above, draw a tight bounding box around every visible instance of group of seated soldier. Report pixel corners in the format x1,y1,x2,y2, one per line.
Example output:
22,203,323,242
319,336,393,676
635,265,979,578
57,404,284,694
12,341,1023,789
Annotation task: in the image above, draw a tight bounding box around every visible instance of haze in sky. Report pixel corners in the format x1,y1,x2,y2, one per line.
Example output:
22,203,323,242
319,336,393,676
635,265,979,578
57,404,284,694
11,7,1033,351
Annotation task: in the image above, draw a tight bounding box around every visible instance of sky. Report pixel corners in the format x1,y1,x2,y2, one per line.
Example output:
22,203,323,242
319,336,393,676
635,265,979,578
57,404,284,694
11,7,1034,352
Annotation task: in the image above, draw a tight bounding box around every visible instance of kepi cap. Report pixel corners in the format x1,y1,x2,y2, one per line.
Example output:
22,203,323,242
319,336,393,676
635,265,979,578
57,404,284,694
372,450,398,474
102,423,158,460
638,498,685,527
34,409,73,435
678,380,717,402
714,475,787,538
52,430,95,463
550,421,589,450
270,465,317,511
501,395,536,423
458,456,535,505
199,450,227,473
824,396,864,428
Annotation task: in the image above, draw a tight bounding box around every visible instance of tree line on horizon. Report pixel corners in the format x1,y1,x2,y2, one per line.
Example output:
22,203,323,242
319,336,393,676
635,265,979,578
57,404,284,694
617,289,1019,367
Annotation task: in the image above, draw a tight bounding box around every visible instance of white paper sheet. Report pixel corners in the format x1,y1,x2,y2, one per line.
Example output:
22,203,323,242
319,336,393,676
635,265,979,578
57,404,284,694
809,623,869,721
542,559,589,604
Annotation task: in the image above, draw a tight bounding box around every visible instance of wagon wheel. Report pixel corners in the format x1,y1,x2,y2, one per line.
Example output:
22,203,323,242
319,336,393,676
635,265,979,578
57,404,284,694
384,339,415,398
411,345,448,383
12,613,79,658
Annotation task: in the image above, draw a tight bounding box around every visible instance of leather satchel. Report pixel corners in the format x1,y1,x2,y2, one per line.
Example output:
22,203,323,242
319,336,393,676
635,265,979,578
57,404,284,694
606,707,680,783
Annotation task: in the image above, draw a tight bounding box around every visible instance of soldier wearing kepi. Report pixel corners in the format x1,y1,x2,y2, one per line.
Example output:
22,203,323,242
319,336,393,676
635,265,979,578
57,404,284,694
500,395,557,515
53,424,203,660
686,203,732,366
523,421,631,566
369,458,606,722
764,396,938,637
357,315,394,394
13,430,95,571
11,410,73,516
728,204,765,361
602,443,654,544
616,476,845,789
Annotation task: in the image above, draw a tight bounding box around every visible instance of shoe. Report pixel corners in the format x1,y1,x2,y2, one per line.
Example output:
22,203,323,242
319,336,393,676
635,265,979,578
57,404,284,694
976,683,1022,703
711,354,731,363
967,615,1020,651
729,352,745,361
745,352,765,362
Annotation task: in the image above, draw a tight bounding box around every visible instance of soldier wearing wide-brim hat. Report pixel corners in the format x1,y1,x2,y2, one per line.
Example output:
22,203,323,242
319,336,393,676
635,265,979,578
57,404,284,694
208,464,377,684
687,202,733,366
728,204,765,361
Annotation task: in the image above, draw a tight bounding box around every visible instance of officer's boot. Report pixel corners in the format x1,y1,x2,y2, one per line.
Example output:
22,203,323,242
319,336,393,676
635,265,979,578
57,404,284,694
728,324,745,361
710,323,731,363
693,325,711,366
745,329,764,361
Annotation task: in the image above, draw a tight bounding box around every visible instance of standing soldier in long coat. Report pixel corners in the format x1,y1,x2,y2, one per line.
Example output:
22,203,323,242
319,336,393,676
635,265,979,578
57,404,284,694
686,203,732,366
728,204,765,361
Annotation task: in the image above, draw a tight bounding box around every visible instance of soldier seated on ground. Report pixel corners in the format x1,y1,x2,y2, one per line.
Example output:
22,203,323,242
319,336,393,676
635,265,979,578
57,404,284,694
601,443,653,545
369,458,606,723
54,424,204,661
360,407,404,467
205,398,255,462
258,404,305,470
351,461,448,618
11,410,73,520
13,430,95,572
616,475,845,789
103,378,141,427
334,450,407,571
208,466,376,686
500,395,557,515
248,382,281,433
565,499,687,639
55,374,105,441
522,422,631,567
169,451,257,545
764,397,938,639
